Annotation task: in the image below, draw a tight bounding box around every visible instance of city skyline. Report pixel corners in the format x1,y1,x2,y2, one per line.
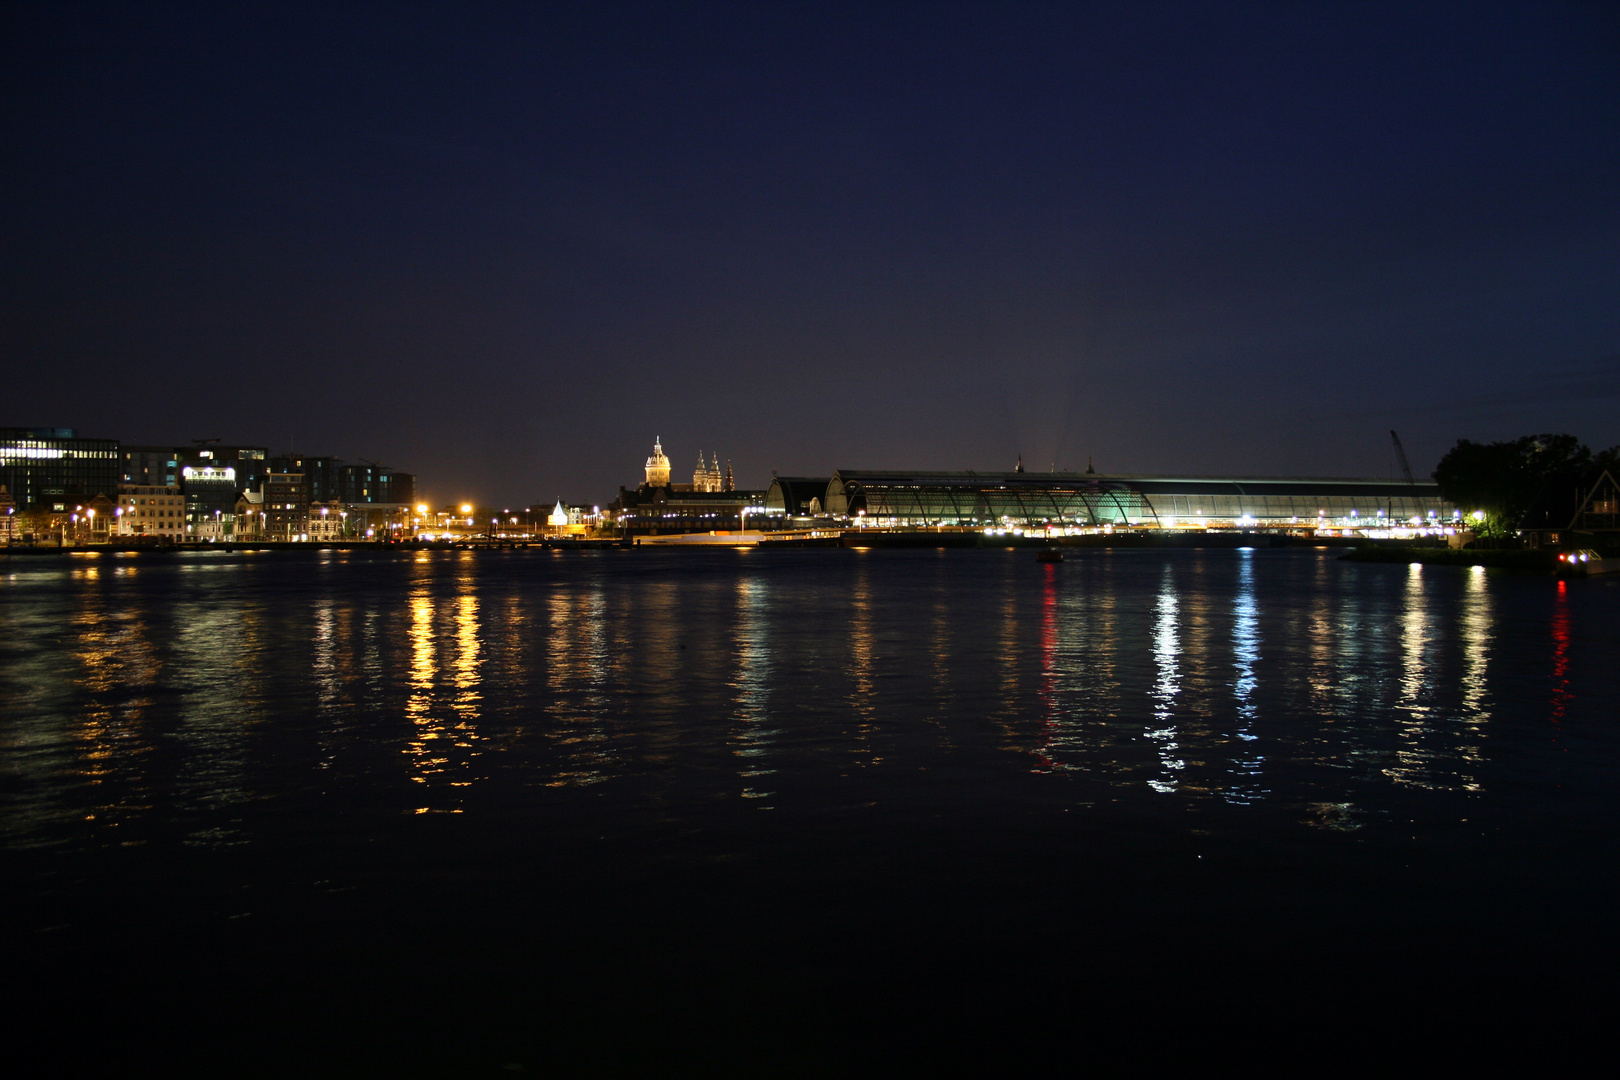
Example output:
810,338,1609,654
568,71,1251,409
5,3,1617,506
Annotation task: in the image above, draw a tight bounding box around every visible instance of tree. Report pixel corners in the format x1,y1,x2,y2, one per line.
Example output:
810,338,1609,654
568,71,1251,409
1433,433,1593,539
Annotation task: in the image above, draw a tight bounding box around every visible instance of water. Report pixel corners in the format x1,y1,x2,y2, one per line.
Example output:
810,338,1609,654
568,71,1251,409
4,546,1617,1072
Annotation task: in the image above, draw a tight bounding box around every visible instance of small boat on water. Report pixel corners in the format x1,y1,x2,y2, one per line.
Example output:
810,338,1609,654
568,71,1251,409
1556,549,1617,576
1036,548,1063,563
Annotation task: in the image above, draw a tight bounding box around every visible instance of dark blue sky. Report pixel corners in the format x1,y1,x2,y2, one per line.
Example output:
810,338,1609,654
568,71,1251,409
5,1,1618,505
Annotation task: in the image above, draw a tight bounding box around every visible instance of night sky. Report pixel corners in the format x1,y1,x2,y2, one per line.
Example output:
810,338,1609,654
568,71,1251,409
5,2,1617,507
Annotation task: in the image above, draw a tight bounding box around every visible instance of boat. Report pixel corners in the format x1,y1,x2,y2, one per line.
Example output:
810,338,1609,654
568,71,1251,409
1036,548,1063,563
1555,549,1617,576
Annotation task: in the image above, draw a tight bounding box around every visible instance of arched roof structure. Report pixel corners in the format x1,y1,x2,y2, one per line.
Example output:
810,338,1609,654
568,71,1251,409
824,471,1452,529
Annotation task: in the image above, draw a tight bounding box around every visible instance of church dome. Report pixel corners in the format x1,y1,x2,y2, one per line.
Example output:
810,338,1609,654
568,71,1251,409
644,437,671,487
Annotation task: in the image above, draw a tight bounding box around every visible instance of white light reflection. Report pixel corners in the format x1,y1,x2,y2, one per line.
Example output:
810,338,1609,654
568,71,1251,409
1459,565,1492,723
1385,562,1440,789
1146,567,1184,793
1225,549,1265,804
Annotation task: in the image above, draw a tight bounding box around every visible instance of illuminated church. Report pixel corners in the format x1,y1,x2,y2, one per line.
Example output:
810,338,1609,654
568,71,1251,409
692,451,732,493
616,437,760,534
638,438,732,493
644,437,671,487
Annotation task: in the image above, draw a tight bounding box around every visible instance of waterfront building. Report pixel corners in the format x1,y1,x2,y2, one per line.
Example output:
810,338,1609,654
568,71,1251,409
117,485,187,541
339,463,414,507
0,485,14,541
1521,466,1620,547
308,501,345,541
66,493,116,544
0,428,120,512
545,500,599,535
180,465,242,539
614,486,769,533
179,444,268,493
269,455,342,504
261,473,310,539
617,436,761,533
234,490,264,537
823,471,1455,534
764,477,832,519
122,446,179,488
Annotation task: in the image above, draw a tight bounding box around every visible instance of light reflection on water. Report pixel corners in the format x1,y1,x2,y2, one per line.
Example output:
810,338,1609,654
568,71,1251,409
1146,565,1183,793
2,547,1616,853
1226,549,1264,805
730,574,776,804
544,574,615,788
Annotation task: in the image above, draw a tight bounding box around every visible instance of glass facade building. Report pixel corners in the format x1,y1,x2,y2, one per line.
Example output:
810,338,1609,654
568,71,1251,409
0,428,121,511
824,471,1455,533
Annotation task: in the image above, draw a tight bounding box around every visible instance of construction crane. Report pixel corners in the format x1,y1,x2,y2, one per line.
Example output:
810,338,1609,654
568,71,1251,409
1390,430,1415,485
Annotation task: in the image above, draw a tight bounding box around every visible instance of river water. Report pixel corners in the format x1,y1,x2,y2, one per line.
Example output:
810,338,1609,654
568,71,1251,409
3,546,1617,1072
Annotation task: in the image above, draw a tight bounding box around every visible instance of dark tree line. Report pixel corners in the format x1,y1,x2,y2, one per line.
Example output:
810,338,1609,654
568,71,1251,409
1433,433,1619,539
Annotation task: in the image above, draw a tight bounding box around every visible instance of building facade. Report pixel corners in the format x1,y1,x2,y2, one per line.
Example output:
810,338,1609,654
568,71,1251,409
692,451,724,492
823,471,1455,534
0,428,120,512
269,455,343,503
339,464,414,506
117,485,187,541
261,473,310,539
180,465,242,538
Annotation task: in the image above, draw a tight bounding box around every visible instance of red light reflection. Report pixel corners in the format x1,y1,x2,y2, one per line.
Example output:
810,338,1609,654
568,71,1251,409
1550,580,1572,723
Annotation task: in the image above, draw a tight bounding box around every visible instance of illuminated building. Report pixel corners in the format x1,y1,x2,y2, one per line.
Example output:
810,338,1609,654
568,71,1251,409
117,485,187,541
261,472,310,539
693,451,723,492
180,445,267,493
823,471,1454,534
616,437,762,533
234,490,263,536
613,486,768,534
644,437,671,487
545,500,600,535
307,501,345,541
180,466,240,539
0,427,119,512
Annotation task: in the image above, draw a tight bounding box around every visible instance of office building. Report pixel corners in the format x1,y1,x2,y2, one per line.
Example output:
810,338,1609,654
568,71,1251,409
0,428,120,511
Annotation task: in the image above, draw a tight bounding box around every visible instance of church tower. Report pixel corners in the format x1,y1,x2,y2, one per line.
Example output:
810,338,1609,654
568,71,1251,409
693,451,723,492
645,437,671,488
